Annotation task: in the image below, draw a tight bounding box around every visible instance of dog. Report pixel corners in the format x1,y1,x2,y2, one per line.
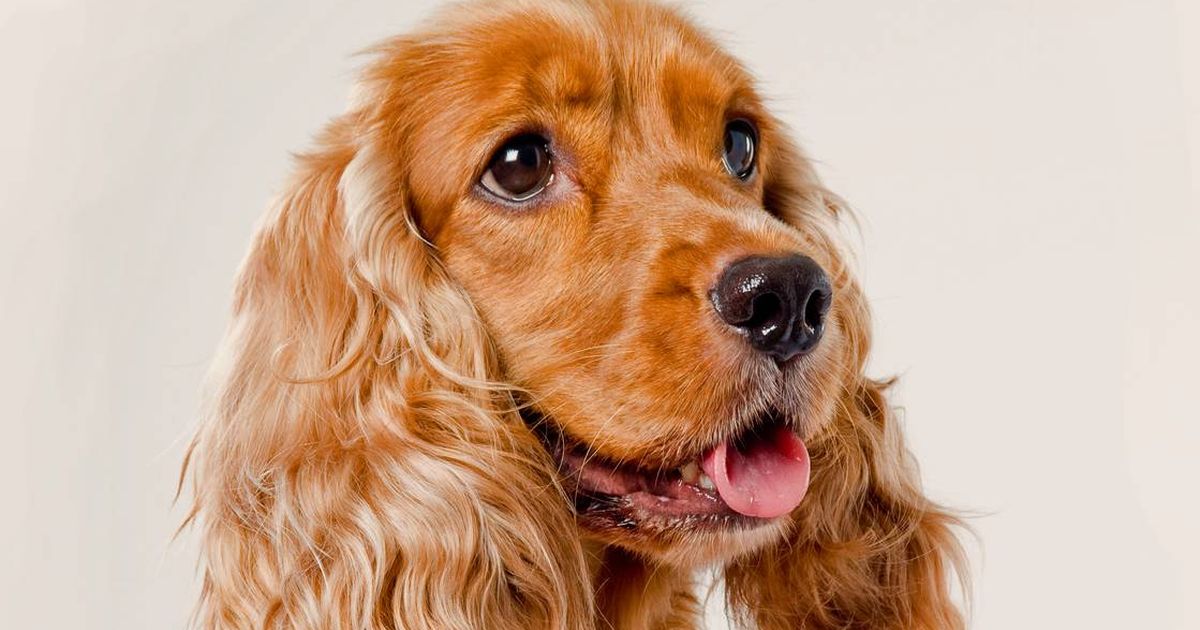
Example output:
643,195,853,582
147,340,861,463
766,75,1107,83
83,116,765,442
182,1,968,627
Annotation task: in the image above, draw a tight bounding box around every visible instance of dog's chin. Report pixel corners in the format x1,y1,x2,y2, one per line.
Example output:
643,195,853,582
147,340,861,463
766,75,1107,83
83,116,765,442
524,408,811,568
583,507,793,568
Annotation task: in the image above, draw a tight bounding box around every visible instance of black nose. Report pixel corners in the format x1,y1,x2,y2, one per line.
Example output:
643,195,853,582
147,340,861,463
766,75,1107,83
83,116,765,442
709,254,833,362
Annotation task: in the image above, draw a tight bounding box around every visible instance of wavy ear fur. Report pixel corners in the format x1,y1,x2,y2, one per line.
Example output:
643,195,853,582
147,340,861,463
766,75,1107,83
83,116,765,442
181,102,592,628
724,132,969,629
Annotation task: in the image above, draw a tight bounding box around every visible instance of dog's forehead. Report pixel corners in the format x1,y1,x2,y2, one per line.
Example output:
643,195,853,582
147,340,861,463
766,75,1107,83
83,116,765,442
427,0,758,123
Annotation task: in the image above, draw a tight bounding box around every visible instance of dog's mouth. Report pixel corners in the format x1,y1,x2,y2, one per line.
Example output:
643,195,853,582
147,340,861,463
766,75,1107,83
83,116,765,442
526,410,811,530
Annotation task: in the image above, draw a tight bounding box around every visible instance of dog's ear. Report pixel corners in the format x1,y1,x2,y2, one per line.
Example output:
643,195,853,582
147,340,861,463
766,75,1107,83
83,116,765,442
723,130,970,629
181,67,591,628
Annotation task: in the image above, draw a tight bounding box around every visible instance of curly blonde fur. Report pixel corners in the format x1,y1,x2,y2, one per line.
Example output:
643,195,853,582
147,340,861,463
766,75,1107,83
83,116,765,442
181,1,968,628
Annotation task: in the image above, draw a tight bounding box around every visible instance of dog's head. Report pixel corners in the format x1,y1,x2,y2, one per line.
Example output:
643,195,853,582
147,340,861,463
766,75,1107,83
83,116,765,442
343,0,865,564
188,2,964,627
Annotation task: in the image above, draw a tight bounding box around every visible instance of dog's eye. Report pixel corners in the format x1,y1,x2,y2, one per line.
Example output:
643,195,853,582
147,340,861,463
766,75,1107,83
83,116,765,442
480,134,554,202
722,119,757,180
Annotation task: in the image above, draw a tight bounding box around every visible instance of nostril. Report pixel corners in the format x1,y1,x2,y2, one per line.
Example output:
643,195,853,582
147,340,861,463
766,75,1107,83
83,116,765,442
744,292,784,331
802,289,829,331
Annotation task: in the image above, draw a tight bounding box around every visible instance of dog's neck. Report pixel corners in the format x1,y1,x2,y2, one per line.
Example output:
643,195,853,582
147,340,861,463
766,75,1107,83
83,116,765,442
585,541,702,628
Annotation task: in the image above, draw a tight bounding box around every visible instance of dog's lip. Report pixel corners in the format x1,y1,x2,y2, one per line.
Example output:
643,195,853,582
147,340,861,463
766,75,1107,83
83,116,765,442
523,408,794,527
556,446,742,521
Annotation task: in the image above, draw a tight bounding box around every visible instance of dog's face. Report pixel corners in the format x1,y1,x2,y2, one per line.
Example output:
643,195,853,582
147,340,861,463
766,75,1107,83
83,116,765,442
374,1,856,565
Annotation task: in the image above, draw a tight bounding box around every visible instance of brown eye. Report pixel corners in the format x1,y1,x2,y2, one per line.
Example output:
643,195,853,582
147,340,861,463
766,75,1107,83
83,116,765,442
723,119,757,180
480,134,554,202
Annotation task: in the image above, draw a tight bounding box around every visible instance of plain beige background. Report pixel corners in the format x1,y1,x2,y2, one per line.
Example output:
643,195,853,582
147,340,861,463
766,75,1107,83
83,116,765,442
2,0,1198,628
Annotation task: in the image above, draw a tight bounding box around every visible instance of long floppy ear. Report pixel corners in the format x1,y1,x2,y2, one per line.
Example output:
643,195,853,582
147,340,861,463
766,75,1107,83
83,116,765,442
723,132,969,629
180,88,592,628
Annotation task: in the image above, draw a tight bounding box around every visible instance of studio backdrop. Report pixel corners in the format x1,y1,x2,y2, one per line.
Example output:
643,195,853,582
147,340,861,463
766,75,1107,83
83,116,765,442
1,1,1197,628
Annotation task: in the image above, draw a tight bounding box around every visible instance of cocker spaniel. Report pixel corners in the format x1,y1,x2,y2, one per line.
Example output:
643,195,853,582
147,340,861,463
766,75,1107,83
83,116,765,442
182,1,968,628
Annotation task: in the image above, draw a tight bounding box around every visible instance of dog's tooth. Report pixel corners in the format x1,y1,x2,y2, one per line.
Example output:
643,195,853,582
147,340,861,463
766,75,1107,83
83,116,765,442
679,462,701,483
698,472,716,491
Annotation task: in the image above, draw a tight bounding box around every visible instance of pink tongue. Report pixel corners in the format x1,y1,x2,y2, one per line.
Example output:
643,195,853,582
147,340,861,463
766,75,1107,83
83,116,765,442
700,425,810,518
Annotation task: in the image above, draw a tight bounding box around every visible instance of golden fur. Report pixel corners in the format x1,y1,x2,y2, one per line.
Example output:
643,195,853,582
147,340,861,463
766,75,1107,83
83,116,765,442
181,1,968,627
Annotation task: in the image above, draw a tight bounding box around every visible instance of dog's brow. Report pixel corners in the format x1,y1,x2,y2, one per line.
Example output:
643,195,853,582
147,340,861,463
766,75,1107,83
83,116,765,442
531,54,606,109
